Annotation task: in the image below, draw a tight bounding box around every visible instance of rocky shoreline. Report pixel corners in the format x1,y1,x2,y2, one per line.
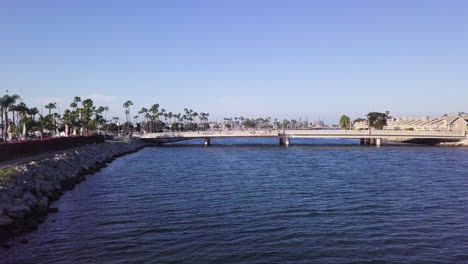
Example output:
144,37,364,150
384,138,468,146
439,139,468,147
0,139,148,247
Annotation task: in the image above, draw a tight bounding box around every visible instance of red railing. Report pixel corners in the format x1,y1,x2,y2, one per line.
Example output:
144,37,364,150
0,135,105,162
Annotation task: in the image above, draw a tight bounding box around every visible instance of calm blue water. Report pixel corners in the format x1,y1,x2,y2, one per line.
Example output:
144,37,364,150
3,138,468,264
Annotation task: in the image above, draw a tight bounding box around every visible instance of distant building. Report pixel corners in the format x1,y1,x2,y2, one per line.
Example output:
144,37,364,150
353,120,368,130
385,114,468,133
312,120,325,128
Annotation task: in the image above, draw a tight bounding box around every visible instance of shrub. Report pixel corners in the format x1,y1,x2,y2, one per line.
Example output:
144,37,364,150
0,167,15,183
184,123,198,131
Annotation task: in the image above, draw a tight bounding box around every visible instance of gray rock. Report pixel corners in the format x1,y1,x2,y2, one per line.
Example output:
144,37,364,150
7,210,24,219
0,201,12,213
22,191,35,201
12,186,23,198
6,203,31,219
0,214,14,226
7,204,30,214
13,198,24,205
22,192,38,208
39,181,53,194
38,196,48,209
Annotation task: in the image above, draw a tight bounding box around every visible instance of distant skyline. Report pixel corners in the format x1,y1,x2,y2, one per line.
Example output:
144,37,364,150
1,0,467,123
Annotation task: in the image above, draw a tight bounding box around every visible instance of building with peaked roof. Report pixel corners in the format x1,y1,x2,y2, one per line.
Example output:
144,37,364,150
353,120,368,130
385,115,467,133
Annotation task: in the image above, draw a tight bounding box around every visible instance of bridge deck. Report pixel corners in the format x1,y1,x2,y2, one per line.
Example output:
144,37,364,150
141,129,466,140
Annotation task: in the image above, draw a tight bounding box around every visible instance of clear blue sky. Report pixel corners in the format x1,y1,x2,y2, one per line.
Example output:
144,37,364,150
1,0,467,123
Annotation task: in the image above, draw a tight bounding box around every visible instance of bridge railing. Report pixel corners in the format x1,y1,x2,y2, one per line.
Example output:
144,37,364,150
142,130,279,138
369,130,464,136
142,129,465,138
284,129,465,136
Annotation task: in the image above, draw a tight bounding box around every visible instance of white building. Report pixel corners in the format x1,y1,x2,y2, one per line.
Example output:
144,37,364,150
385,115,468,133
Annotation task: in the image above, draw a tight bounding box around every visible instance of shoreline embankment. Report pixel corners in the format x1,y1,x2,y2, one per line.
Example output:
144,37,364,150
0,139,148,246
384,138,468,146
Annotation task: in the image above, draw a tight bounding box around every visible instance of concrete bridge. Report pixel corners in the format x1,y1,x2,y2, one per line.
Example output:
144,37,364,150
140,129,467,147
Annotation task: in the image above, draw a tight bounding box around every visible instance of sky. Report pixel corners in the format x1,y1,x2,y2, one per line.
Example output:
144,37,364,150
1,0,467,124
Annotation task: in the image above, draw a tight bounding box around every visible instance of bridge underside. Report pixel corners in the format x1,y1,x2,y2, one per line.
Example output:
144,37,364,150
142,138,190,145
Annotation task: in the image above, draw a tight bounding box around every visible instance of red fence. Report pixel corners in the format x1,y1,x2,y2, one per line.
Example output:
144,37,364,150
0,135,105,162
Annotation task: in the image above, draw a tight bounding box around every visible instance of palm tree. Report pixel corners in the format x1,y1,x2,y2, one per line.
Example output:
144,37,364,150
70,101,77,111
81,99,95,135
103,106,109,123
145,113,151,131
95,106,106,126
149,104,159,132
73,96,81,104
44,102,57,136
10,102,29,137
138,107,148,132
15,102,28,122
123,100,133,133
0,94,20,141
168,112,173,123
10,104,20,127
193,112,199,124
45,102,56,116
72,96,81,116
28,107,39,121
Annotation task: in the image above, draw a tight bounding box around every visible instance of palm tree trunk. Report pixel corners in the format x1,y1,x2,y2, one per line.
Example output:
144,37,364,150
0,107,3,141
4,111,9,142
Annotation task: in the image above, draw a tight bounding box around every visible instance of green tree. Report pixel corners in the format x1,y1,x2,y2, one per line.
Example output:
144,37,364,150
339,115,351,129
367,112,388,129
37,114,53,138
95,106,106,126
80,98,95,134
243,119,256,129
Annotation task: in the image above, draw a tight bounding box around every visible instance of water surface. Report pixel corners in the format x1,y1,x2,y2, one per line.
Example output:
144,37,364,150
3,139,468,263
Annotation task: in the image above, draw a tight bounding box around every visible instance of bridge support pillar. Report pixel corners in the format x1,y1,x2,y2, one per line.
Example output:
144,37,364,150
369,138,375,145
360,138,365,145
204,138,211,146
279,137,290,146
376,138,381,147
365,138,371,145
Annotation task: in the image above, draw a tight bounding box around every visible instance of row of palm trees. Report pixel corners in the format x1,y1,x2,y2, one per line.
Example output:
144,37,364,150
0,93,213,141
220,117,308,129
135,105,210,132
1,92,310,142
0,94,111,142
